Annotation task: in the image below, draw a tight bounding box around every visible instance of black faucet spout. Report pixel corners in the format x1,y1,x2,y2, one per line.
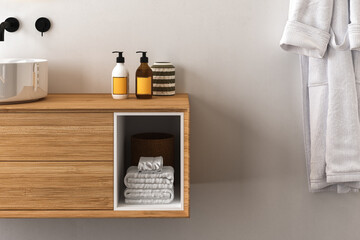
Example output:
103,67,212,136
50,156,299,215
0,22,10,41
0,18,19,42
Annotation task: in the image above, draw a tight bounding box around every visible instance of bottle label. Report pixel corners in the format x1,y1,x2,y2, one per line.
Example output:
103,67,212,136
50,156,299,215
137,77,152,95
113,77,127,95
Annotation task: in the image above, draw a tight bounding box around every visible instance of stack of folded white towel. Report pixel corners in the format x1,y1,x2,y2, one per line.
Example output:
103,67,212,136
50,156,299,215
124,156,175,204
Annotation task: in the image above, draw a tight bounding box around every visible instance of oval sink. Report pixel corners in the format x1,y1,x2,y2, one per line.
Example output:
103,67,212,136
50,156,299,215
0,58,48,104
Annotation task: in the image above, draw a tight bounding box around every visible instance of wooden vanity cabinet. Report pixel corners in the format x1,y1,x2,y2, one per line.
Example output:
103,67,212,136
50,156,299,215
0,94,189,218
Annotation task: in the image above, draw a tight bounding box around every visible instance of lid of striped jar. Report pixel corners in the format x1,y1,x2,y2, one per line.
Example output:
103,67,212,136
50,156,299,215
152,62,174,67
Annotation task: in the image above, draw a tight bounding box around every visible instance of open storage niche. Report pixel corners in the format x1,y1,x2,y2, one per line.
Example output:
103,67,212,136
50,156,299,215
114,112,184,211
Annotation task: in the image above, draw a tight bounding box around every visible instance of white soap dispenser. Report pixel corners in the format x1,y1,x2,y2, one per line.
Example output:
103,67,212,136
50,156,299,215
112,51,129,99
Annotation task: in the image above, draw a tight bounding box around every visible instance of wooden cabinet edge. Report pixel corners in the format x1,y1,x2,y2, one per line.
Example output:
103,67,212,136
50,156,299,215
0,210,190,218
0,94,190,113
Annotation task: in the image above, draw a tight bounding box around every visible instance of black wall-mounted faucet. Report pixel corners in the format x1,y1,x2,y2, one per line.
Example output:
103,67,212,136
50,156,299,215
0,17,20,41
35,17,51,37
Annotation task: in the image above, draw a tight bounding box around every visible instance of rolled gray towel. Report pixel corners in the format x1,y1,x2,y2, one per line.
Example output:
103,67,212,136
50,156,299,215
138,156,163,171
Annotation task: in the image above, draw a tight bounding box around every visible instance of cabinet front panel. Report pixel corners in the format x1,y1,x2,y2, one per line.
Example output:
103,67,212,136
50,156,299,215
0,162,113,210
0,113,113,161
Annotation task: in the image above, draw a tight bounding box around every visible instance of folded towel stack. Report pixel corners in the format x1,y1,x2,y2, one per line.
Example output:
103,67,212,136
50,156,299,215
124,156,175,204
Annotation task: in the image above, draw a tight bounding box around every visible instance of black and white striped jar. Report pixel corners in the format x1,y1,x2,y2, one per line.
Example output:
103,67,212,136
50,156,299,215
151,62,175,96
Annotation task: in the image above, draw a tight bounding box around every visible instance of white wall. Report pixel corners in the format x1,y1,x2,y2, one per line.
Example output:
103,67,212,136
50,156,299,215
1,1,357,240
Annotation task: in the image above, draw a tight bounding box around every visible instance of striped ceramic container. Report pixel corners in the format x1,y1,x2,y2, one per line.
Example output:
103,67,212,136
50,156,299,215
151,62,175,96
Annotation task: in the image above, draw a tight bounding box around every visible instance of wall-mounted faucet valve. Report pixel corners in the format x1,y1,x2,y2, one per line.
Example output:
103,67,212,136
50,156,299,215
35,17,51,37
0,17,20,41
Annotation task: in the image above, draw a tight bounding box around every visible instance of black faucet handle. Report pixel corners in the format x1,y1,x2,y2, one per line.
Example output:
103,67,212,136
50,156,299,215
35,17,51,37
5,17,20,32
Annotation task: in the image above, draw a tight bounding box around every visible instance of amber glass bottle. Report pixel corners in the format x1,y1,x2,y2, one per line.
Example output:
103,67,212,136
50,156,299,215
135,51,153,99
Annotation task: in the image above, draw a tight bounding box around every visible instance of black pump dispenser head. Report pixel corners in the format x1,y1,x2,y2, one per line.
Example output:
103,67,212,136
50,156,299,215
136,51,148,63
112,51,125,63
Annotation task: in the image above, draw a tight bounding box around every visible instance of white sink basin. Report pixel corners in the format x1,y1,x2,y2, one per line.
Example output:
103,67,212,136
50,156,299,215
0,58,48,104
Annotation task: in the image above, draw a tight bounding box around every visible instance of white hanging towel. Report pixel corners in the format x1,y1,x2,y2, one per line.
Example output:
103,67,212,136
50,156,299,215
280,0,360,192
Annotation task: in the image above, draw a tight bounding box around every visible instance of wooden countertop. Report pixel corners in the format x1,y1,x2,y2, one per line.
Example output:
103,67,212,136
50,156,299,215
0,94,190,112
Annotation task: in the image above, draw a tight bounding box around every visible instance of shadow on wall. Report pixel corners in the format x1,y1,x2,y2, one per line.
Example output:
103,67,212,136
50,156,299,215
187,55,305,184
189,95,303,184
49,62,87,93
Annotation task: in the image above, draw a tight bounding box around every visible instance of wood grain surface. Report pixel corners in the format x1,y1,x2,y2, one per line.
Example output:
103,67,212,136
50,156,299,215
0,94,190,112
0,113,113,161
0,162,113,210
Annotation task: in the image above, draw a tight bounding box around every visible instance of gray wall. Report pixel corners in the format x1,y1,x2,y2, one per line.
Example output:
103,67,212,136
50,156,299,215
0,0,357,240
